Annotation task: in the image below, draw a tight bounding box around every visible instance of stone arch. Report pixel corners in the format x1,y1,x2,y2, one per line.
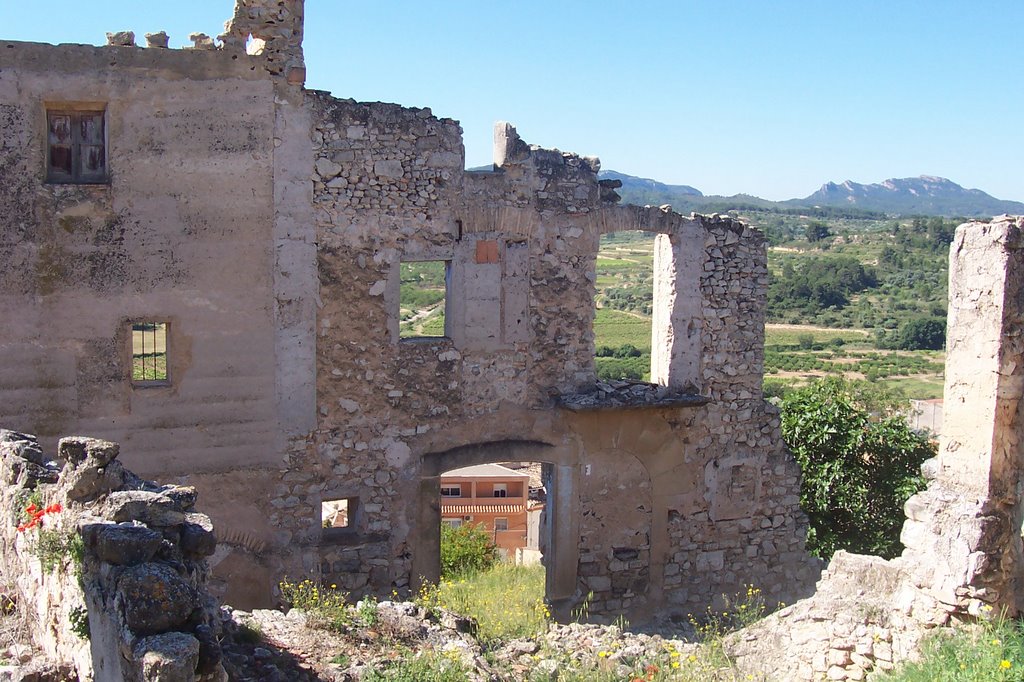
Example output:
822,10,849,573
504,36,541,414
412,438,581,612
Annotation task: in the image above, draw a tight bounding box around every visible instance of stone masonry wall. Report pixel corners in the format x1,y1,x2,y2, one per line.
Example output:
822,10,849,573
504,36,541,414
300,90,819,620
727,217,1024,681
0,429,225,682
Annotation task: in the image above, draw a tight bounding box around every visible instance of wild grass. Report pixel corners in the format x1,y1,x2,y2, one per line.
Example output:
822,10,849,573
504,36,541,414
278,578,352,632
420,563,549,646
362,648,470,681
877,613,1024,682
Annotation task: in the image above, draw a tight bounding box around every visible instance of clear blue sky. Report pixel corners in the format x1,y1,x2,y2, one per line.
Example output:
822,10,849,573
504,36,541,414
7,1,1022,202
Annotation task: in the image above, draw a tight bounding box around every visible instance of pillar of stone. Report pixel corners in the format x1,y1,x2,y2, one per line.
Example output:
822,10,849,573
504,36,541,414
650,228,702,389
900,216,1024,615
492,121,530,168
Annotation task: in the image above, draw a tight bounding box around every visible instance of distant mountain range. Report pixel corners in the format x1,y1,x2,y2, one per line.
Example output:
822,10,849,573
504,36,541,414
601,171,1024,217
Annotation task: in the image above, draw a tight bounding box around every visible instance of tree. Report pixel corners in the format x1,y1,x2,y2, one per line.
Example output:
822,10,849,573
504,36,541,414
805,221,831,243
896,317,946,351
780,378,934,559
440,522,497,578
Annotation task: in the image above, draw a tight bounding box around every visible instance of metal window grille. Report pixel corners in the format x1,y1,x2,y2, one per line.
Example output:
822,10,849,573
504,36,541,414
131,322,168,383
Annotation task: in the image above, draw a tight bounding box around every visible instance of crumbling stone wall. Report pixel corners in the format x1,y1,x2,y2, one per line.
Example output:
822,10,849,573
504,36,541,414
303,96,820,618
727,216,1024,680
1,0,820,622
0,430,224,681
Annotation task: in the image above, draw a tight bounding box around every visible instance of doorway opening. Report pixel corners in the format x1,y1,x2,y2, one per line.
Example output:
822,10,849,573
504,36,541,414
439,462,548,569
416,439,579,621
433,461,552,633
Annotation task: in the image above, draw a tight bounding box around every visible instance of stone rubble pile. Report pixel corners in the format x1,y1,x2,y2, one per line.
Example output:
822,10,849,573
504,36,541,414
211,600,706,682
557,380,707,411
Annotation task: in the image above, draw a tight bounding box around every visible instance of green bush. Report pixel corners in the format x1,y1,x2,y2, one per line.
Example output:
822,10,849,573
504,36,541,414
896,317,946,351
780,378,934,559
440,523,497,578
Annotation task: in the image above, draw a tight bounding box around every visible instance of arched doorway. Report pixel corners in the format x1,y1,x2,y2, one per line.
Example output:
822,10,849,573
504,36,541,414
414,439,580,614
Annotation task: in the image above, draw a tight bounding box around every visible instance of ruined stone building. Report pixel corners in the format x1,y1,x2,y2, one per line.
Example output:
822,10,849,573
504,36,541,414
0,0,821,620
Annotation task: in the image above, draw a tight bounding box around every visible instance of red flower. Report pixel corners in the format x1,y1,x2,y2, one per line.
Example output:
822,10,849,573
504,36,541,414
25,503,38,514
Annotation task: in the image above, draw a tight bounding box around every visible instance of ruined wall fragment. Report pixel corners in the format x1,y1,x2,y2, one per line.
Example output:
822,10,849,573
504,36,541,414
0,429,224,681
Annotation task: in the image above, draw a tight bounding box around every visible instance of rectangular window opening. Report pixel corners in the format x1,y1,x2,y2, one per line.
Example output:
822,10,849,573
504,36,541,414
443,518,462,529
131,322,168,385
493,483,508,498
440,485,462,498
494,517,509,532
594,230,655,382
322,497,358,536
399,260,449,339
47,109,107,184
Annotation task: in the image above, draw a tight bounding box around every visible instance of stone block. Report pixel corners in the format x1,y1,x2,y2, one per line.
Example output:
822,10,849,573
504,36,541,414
93,522,163,565
133,632,200,682
105,31,135,46
116,563,199,636
181,513,217,558
145,32,170,48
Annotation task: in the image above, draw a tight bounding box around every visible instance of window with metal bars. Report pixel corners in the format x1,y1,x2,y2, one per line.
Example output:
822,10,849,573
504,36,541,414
47,110,107,184
131,322,168,384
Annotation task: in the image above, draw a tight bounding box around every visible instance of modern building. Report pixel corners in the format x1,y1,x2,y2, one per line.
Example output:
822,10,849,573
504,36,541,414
440,463,537,559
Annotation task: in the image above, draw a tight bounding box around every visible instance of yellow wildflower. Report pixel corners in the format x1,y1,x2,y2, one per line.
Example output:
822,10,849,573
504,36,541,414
1001,659,1012,669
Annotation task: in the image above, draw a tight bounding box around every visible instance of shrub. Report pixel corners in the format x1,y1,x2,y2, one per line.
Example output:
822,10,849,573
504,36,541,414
440,523,497,578
896,317,946,351
278,578,352,632
780,378,934,559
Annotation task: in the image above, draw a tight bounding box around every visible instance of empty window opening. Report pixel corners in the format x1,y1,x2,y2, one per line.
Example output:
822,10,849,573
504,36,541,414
399,260,449,338
321,497,358,539
594,231,655,381
47,109,106,184
131,322,168,384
